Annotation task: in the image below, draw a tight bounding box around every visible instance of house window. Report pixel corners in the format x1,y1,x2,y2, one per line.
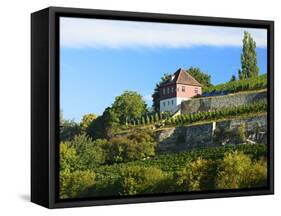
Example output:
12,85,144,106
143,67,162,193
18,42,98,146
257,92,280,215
163,88,165,95
171,100,174,105
182,86,185,92
168,101,170,105
167,87,170,94
177,87,179,92
163,102,166,107
195,87,199,94
171,87,174,93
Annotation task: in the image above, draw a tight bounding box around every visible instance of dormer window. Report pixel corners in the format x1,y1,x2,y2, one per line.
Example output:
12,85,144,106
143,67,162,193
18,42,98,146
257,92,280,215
167,87,170,94
163,88,165,95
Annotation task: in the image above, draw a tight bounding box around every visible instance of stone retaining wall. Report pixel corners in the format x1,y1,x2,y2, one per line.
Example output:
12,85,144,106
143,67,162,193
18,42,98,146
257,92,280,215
156,115,267,152
181,90,267,114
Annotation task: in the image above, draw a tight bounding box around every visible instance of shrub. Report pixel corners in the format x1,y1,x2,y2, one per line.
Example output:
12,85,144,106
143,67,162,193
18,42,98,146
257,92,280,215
155,113,159,122
59,170,96,199
237,123,247,143
106,129,156,163
146,115,150,124
65,135,107,168
117,165,168,195
141,116,145,125
216,151,251,189
215,151,267,189
241,158,267,188
176,158,213,191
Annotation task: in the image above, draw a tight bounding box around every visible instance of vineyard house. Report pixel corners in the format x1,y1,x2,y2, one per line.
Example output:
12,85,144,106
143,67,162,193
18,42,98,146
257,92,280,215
159,68,202,113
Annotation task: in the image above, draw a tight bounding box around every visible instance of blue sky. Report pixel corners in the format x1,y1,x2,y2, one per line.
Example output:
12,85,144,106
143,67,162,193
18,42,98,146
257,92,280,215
60,17,267,122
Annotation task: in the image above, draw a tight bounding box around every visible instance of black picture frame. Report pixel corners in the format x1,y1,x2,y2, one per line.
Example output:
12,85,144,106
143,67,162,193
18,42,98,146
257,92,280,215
31,6,274,209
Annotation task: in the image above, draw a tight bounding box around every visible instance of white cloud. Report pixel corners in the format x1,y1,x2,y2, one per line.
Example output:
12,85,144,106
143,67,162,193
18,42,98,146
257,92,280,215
60,17,267,49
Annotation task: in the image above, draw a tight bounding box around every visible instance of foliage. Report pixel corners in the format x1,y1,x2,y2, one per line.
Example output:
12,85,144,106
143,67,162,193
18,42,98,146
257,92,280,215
239,31,259,79
60,119,80,142
105,129,156,163
166,100,267,126
216,151,267,189
203,74,267,94
186,67,212,88
93,144,267,178
112,91,147,124
60,143,267,198
176,158,211,191
152,74,170,113
65,134,106,168
60,143,80,172
230,75,236,82
237,123,247,143
117,165,168,195
80,113,97,133
60,170,96,199
86,107,120,139
241,158,267,188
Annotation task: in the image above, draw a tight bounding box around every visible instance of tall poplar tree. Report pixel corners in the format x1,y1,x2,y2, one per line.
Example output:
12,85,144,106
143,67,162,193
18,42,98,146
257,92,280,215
239,31,259,80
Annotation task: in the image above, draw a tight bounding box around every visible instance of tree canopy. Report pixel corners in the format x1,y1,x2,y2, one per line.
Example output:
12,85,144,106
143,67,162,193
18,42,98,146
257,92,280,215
80,113,97,133
186,67,212,88
111,91,147,124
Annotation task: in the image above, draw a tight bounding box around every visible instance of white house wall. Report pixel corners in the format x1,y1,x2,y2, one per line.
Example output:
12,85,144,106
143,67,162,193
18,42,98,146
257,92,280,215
160,97,190,113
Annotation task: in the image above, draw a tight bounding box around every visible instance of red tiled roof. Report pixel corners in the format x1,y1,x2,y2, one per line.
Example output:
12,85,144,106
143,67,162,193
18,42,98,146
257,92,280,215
160,68,202,87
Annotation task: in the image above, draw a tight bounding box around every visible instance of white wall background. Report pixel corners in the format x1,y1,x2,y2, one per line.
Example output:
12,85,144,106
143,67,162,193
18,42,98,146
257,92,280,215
0,0,279,214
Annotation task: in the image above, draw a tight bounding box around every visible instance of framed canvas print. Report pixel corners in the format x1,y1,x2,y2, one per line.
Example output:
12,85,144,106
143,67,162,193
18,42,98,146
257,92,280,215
31,7,274,208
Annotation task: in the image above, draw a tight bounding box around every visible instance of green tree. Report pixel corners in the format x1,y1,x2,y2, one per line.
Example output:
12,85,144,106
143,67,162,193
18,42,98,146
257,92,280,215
112,91,147,124
230,75,236,82
86,107,120,139
239,31,259,80
80,113,96,133
152,74,170,113
65,134,106,168
60,143,80,172
59,142,97,199
60,119,80,142
186,67,212,88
